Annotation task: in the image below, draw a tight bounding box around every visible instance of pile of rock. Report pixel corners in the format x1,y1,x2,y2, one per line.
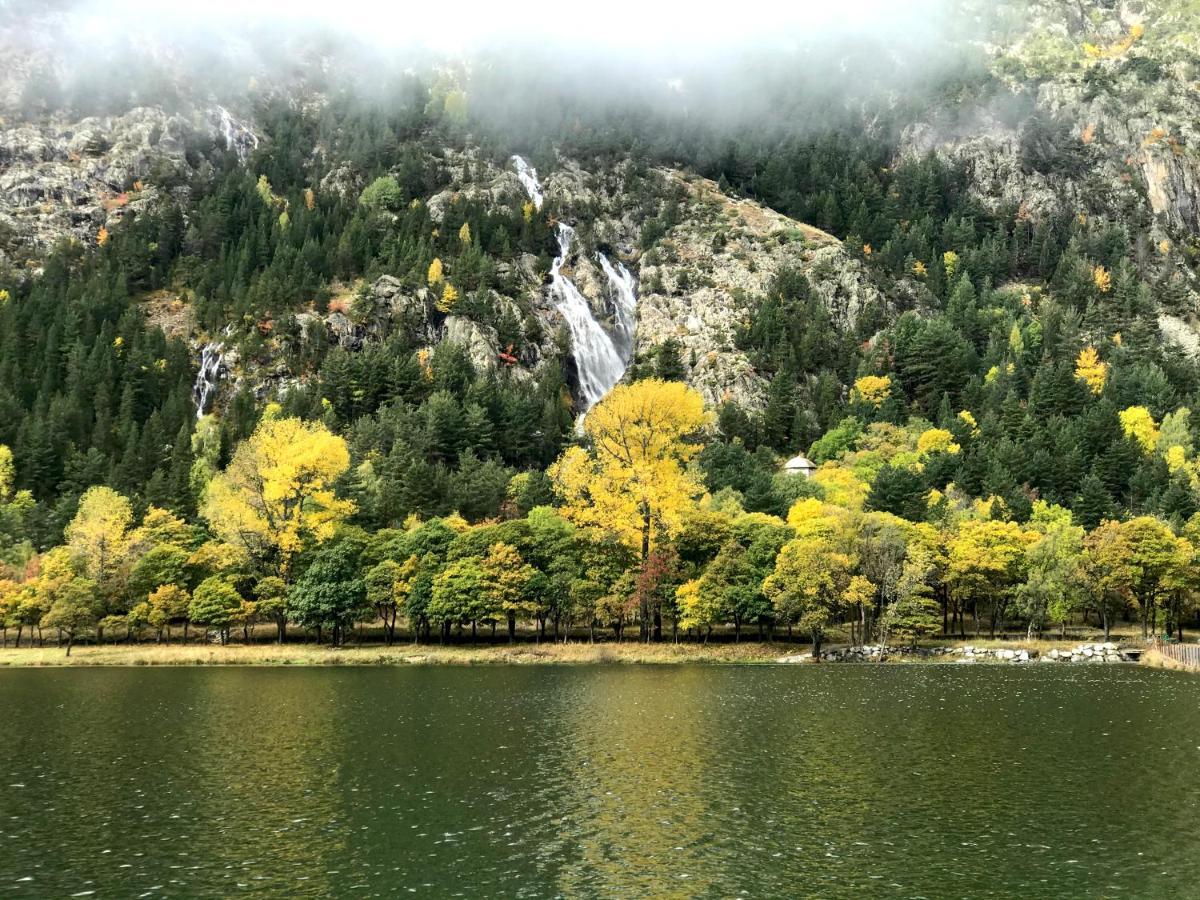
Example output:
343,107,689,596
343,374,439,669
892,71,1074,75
1042,643,1129,663
952,645,1033,663
818,644,941,662
778,641,1137,664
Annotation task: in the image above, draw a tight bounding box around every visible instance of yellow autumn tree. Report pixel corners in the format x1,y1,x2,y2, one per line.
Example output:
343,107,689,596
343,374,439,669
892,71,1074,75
852,375,892,408
256,174,278,207
522,201,535,223
437,283,459,313
1074,345,1108,395
1119,406,1159,454
548,379,709,561
458,222,471,245
766,501,866,656
958,410,980,436
917,428,960,456
97,226,110,246
203,416,354,578
1093,265,1112,293
65,485,133,601
0,444,14,500
427,257,444,286
811,466,868,511
942,250,959,280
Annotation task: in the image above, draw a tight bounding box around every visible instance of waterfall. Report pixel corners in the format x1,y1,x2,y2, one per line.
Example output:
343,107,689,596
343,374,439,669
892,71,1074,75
192,342,224,418
549,224,629,410
511,155,544,210
511,156,638,412
215,106,258,163
596,253,638,362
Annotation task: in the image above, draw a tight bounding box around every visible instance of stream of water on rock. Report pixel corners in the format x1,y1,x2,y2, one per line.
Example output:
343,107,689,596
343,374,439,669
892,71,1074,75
191,341,224,418
512,155,635,411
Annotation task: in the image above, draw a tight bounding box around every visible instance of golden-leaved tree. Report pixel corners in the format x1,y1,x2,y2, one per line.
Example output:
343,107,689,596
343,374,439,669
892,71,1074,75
203,415,354,580
1074,346,1108,395
548,379,710,562
65,485,132,612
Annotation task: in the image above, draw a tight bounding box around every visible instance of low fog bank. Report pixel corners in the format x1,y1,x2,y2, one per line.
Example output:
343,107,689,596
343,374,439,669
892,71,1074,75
0,0,996,141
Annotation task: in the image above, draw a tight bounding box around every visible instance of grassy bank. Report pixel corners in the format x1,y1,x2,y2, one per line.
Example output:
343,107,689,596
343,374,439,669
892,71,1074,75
0,640,801,667
1140,646,1200,672
0,635,1165,668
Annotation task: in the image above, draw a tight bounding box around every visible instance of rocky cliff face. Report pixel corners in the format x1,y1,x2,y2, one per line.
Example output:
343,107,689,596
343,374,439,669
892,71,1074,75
903,0,1200,305
6,0,1197,408
615,170,881,408
0,105,257,269
404,150,888,408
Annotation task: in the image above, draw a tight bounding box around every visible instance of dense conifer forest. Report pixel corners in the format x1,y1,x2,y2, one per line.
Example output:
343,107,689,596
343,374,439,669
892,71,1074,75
3,1,1200,653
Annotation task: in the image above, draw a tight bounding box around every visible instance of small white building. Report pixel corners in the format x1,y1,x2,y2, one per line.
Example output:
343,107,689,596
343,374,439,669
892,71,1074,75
783,454,817,478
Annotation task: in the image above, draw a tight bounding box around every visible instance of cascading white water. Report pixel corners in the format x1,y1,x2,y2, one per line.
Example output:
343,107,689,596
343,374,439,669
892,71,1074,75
511,156,637,412
192,343,224,418
596,253,638,361
549,223,629,410
216,106,259,163
511,155,544,210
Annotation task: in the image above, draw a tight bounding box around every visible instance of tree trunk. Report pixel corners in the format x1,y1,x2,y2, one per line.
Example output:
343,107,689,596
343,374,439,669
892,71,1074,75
507,613,516,643
65,633,73,657
640,508,652,641
811,632,823,659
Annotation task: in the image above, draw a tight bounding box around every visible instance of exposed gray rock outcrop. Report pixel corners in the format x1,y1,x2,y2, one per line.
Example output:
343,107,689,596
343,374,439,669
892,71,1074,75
0,105,255,267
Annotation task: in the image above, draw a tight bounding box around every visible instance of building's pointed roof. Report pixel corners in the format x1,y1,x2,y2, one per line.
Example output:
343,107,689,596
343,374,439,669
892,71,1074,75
784,454,816,471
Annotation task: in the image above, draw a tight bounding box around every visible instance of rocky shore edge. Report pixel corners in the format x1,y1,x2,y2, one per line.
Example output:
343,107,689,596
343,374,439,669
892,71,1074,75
779,642,1138,664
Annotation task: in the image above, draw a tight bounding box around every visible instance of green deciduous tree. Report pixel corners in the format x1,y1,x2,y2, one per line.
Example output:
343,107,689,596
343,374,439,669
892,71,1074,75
189,577,242,644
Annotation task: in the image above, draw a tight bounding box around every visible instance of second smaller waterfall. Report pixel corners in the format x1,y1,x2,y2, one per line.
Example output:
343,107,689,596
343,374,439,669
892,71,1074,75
596,253,638,362
512,155,544,210
192,342,225,418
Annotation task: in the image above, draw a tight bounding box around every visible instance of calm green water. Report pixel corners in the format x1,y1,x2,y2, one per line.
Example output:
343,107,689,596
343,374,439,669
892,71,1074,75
1,665,1199,898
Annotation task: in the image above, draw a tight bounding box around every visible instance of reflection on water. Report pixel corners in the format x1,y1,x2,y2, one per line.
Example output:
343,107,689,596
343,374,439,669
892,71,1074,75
1,665,1199,897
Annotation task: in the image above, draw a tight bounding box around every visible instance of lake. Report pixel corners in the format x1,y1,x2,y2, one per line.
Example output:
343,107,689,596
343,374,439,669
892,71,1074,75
1,664,1198,897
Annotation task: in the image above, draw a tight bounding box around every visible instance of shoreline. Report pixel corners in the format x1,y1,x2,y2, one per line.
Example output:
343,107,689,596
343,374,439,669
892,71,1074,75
0,638,1180,669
